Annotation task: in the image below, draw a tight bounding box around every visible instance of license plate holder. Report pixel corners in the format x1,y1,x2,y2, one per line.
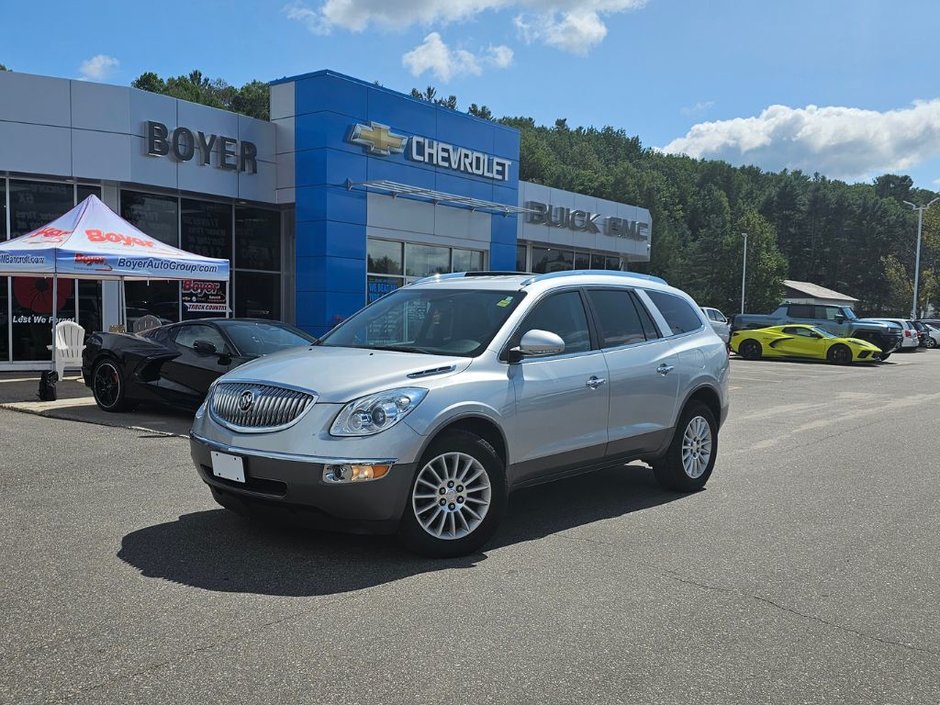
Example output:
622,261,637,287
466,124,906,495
210,451,245,483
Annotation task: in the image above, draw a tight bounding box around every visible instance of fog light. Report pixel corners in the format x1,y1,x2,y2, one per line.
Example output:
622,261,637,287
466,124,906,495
323,463,392,483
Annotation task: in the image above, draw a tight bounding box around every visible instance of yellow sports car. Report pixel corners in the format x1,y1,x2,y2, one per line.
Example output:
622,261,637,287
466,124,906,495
730,324,883,364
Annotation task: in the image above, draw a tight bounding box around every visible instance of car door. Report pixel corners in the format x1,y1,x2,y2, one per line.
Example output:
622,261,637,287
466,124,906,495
773,326,821,357
588,288,680,456
160,323,237,404
507,289,610,485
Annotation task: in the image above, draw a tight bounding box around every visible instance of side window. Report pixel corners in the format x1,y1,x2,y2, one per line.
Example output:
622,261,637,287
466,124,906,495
782,326,800,335
815,306,840,321
787,304,814,318
645,291,704,335
517,291,591,354
634,294,661,339
586,289,647,348
706,309,718,321
714,310,727,323
173,325,229,353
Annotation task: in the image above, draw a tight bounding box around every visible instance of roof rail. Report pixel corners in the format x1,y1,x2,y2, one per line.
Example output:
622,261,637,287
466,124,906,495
409,271,532,286
521,269,668,286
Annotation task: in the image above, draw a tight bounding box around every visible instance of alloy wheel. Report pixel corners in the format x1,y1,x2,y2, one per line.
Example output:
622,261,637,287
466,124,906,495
412,452,491,540
93,362,121,409
681,415,712,479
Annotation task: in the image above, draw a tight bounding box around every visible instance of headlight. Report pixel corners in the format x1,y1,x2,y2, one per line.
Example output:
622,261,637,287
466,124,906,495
330,387,427,437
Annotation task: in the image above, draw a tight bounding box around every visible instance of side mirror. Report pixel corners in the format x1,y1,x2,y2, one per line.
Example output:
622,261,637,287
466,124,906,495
508,329,566,362
192,339,218,355
834,315,846,324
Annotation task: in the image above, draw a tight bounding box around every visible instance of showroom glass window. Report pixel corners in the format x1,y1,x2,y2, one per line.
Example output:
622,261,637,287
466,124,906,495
121,191,180,328
1,179,7,362
234,206,281,320
366,239,486,304
181,199,232,321
8,180,77,361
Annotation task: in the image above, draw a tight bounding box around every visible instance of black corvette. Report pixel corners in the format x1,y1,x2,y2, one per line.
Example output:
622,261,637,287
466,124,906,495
82,318,316,412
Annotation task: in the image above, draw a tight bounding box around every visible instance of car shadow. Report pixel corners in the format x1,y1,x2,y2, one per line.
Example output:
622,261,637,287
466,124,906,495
730,356,883,368
117,463,685,596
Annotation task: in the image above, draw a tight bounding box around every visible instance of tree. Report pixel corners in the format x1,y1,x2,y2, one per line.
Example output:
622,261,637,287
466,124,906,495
130,70,269,120
468,103,493,120
409,85,457,110
873,174,914,203
0,64,8,71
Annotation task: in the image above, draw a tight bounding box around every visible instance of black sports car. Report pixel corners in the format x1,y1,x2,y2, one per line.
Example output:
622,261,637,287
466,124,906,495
82,318,316,412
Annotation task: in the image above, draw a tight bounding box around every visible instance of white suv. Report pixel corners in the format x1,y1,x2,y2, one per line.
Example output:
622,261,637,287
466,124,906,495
190,271,730,557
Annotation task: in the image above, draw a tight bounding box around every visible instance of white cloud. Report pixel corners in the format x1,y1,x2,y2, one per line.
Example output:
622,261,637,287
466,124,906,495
661,100,940,181
680,100,715,117
516,10,607,55
402,32,513,82
284,0,646,53
79,54,119,81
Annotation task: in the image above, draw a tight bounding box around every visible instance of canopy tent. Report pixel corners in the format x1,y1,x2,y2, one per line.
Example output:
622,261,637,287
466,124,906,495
0,194,230,366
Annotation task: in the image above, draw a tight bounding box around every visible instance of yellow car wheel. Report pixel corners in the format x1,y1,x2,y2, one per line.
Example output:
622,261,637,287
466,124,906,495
826,344,852,365
738,339,762,360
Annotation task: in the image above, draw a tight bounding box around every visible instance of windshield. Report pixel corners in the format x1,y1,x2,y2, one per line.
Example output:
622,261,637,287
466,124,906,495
319,288,526,356
811,326,836,338
222,321,316,356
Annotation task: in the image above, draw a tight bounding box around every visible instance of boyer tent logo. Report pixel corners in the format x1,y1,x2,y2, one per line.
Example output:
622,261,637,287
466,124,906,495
73,253,113,272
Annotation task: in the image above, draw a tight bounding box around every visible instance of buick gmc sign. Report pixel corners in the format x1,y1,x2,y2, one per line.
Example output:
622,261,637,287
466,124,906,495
145,121,257,173
525,201,650,241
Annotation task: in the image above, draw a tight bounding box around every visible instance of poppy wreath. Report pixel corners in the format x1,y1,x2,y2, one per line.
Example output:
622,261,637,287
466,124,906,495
13,277,74,314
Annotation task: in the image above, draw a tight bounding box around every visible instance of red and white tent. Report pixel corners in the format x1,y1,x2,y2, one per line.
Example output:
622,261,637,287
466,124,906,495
0,195,231,353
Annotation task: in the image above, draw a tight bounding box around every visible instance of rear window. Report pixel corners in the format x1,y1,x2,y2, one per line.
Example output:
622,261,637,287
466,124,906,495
645,290,704,335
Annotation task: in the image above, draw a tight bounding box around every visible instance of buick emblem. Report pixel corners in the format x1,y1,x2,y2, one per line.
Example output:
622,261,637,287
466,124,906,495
238,390,255,412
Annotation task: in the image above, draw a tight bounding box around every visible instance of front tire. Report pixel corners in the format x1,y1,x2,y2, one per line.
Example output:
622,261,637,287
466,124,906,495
91,358,132,412
738,339,762,360
827,343,852,365
926,337,937,349
653,402,718,492
398,430,507,558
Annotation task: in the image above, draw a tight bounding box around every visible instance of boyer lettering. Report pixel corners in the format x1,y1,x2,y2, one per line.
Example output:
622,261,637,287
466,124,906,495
86,229,154,248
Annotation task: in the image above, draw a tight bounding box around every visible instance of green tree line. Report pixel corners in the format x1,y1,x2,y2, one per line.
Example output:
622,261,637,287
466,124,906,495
126,70,940,315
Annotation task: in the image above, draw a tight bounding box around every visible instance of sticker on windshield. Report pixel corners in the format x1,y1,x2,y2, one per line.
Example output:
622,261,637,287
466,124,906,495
496,296,514,308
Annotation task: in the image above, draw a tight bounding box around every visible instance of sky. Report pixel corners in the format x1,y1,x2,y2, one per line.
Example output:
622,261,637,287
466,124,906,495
4,0,940,193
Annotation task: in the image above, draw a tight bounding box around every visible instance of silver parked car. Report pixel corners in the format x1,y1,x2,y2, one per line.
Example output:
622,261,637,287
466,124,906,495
701,306,730,343
190,271,730,557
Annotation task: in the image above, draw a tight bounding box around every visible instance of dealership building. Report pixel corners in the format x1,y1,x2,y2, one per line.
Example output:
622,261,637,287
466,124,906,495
0,69,651,369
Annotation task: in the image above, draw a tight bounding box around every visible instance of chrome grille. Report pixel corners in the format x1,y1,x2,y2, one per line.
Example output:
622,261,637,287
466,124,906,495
210,382,317,432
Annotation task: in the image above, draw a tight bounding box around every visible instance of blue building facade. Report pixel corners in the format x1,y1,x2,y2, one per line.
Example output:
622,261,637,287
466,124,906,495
271,70,521,337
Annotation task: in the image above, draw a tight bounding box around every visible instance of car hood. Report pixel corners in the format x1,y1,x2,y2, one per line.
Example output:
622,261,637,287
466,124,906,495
215,345,472,402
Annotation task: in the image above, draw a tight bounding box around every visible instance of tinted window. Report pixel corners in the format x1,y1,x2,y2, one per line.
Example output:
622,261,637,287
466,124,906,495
634,296,661,339
517,291,591,354
787,304,815,318
646,291,703,335
174,324,229,353
587,289,647,348
223,321,314,356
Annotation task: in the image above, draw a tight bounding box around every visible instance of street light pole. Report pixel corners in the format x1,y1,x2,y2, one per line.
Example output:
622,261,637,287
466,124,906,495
740,232,748,314
903,198,940,319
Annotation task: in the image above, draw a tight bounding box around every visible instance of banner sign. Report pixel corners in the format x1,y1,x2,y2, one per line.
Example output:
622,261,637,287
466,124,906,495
182,279,229,314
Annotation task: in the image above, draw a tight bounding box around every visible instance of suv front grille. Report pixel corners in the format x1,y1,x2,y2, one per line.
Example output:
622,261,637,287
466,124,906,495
210,382,317,432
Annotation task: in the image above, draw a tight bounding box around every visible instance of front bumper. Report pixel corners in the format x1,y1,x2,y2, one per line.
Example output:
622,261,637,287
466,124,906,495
190,432,417,533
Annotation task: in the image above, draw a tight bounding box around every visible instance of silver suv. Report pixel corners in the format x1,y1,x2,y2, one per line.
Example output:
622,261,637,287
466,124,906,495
190,271,730,557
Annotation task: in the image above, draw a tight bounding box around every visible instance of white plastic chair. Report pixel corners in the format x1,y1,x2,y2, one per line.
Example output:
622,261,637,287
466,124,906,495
47,321,86,379
132,314,162,333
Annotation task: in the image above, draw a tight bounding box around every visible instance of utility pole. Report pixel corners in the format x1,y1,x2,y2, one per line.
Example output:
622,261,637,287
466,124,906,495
740,232,748,314
903,198,939,319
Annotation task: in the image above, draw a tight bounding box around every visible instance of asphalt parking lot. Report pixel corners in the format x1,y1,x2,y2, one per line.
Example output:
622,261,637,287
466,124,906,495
2,351,939,704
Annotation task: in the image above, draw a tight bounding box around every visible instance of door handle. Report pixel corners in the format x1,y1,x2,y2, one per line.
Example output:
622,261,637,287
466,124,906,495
656,364,674,376
586,376,607,389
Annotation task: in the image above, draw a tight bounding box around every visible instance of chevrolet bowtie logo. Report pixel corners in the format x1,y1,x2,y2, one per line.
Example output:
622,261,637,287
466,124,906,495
349,121,407,156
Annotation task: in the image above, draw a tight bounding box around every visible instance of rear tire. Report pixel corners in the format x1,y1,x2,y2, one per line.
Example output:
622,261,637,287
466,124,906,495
738,339,762,360
826,343,852,365
398,430,507,558
653,402,718,492
91,358,132,412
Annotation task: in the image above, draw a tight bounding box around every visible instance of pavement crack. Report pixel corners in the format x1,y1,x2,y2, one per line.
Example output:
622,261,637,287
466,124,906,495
658,569,940,659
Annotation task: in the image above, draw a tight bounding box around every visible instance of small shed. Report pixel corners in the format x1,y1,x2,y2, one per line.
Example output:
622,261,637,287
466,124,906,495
783,280,859,308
